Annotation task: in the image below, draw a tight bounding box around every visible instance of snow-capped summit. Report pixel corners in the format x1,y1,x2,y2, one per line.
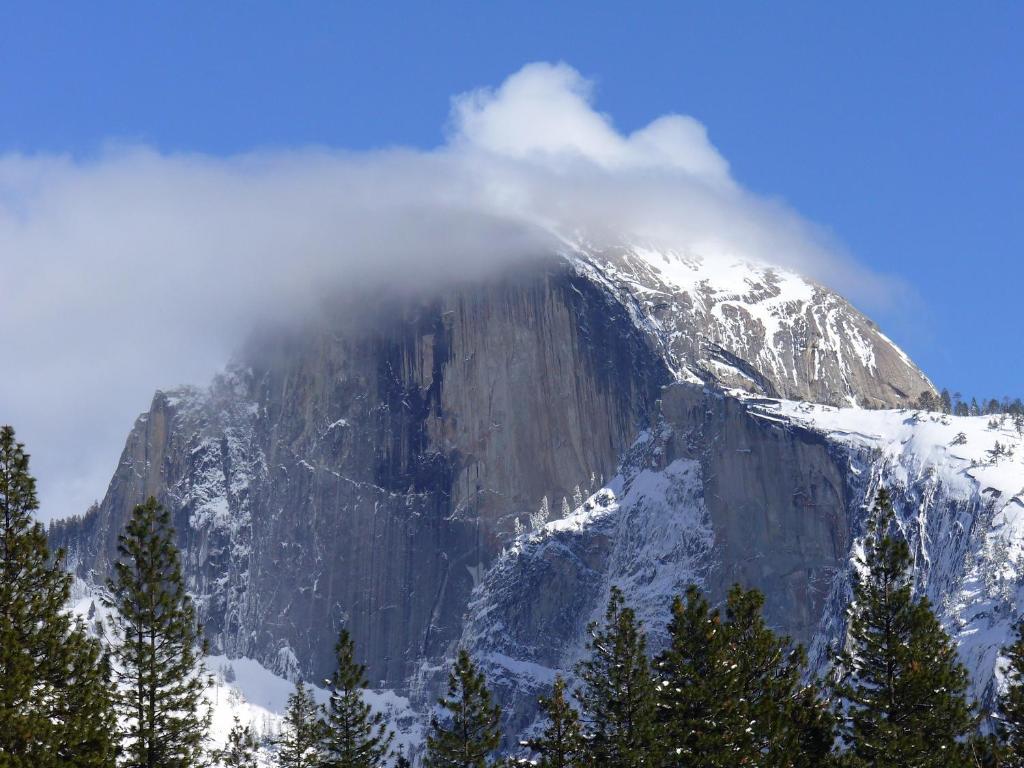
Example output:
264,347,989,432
572,244,933,408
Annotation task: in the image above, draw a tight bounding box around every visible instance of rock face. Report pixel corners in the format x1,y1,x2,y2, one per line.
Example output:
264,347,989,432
573,246,934,408
50,246,972,747
459,383,855,738
462,391,1024,739
51,258,670,686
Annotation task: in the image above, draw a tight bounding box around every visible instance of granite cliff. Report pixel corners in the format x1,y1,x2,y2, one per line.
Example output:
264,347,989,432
51,245,992,748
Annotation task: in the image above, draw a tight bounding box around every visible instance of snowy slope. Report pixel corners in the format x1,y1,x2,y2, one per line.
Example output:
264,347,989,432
756,398,1024,701
459,391,1024,741
568,244,934,408
69,581,423,765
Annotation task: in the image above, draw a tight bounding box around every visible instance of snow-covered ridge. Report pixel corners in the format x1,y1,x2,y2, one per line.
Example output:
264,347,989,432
754,397,1024,701
567,244,934,408
460,391,1024,737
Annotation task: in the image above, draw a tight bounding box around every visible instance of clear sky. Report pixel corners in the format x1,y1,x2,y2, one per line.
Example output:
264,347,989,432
1,3,1021,442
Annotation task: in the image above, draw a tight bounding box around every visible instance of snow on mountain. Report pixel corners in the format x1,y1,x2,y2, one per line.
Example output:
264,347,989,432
758,398,1024,701
49,243,997,755
68,580,423,764
460,388,1024,738
569,244,934,408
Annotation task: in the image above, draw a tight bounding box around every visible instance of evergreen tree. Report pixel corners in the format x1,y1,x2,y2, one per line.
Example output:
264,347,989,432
393,749,412,768
104,496,211,768
0,425,116,768
277,680,323,768
834,487,975,767
997,618,1024,766
212,717,259,767
941,388,954,414
654,584,834,767
653,586,725,765
423,649,502,768
526,676,585,768
575,587,657,768
321,629,393,768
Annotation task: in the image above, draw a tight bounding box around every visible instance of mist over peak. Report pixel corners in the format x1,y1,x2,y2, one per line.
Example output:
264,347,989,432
1,61,899,520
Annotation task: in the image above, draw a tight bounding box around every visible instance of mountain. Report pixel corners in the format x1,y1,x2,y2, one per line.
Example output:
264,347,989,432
574,244,933,407
51,245,1016,751
463,385,1024,736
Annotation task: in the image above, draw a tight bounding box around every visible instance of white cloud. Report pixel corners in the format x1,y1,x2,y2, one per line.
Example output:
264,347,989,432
450,62,732,184
0,61,899,521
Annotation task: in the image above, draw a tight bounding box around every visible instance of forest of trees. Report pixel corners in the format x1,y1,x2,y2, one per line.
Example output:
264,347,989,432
5,422,1024,766
918,388,1024,420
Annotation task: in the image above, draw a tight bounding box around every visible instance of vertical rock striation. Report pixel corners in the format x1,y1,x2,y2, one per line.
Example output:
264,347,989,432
51,258,670,686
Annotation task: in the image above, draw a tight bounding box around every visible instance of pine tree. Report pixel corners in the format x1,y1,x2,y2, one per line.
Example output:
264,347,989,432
575,587,657,768
423,649,502,768
723,586,835,767
654,584,834,767
212,716,259,767
321,628,393,768
393,749,412,768
834,487,975,767
0,425,117,768
526,676,585,768
941,388,954,414
530,497,550,530
997,618,1024,766
277,680,323,768
104,496,211,768
653,586,725,765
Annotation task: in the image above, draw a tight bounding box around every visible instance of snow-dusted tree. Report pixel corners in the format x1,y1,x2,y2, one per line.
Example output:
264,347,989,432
105,496,211,768
572,486,583,509
321,629,393,768
575,587,657,767
530,496,550,530
526,676,585,768
940,388,953,414
423,649,501,768
0,425,117,767
989,441,1008,462
212,716,259,767
277,680,323,768
560,497,571,517
997,618,1024,765
654,585,834,767
833,487,974,767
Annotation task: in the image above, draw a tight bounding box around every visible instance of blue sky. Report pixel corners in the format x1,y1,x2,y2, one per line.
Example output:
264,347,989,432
2,0,1020,401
